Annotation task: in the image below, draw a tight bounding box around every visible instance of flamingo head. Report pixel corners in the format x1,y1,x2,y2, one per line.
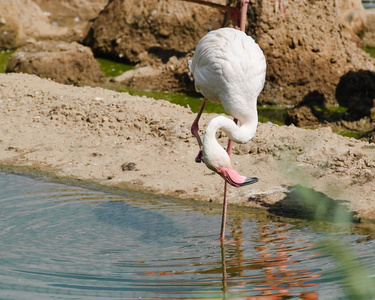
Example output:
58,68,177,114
203,145,258,188
216,165,258,187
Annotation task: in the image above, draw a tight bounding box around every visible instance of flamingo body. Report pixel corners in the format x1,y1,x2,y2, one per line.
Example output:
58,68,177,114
189,28,266,186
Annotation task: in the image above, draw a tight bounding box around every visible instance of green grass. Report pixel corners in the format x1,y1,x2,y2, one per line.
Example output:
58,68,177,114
364,45,375,58
0,49,15,73
95,57,134,77
2,52,369,138
335,129,368,140
117,86,290,124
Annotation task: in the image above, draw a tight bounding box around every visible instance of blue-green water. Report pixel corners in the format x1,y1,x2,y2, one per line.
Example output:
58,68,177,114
1,172,375,299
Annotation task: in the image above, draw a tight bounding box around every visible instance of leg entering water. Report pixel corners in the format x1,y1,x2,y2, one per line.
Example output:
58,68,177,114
220,118,238,241
221,1,247,241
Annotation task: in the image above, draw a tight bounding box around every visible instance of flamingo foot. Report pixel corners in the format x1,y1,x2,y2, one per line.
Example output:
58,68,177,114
195,148,204,163
217,166,258,188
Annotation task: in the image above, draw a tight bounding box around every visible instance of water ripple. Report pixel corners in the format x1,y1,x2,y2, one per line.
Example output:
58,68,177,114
0,172,375,299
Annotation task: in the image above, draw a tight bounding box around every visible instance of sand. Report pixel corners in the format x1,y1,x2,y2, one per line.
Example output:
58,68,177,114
0,73,374,219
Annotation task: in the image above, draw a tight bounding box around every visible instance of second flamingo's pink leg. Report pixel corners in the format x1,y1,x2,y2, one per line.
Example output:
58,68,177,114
226,118,238,157
240,1,249,32
191,97,208,163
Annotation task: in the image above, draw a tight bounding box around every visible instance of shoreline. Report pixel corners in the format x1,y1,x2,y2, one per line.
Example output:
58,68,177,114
2,163,375,243
0,73,374,220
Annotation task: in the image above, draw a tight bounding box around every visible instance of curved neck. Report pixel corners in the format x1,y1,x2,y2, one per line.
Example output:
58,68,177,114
204,112,258,146
202,112,258,171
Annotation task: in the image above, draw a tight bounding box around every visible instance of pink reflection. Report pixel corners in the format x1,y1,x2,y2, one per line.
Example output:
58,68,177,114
139,220,322,298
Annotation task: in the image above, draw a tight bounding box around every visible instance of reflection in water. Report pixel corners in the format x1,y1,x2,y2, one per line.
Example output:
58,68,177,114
218,220,319,299
250,224,319,299
0,172,374,299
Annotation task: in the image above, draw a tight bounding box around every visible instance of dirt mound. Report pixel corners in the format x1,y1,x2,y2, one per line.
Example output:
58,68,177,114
113,55,196,93
6,41,105,86
0,0,70,49
1,73,375,219
2,0,374,132
86,0,375,107
33,0,108,25
287,70,375,129
336,0,367,47
83,0,227,65
0,0,108,49
249,0,375,106
364,9,375,47
336,70,375,120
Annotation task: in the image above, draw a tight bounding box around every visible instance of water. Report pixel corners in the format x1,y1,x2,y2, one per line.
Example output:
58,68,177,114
363,0,375,9
1,172,375,299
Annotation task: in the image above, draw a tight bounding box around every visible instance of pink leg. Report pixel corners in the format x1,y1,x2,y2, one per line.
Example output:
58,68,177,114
191,97,208,163
221,2,246,242
182,0,240,28
220,180,229,242
275,0,285,19
280,0,285,19
220,118,238,241
226,118,238,157
240,1,249,32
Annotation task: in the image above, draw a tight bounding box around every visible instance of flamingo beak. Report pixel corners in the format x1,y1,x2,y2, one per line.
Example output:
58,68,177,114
217,166,258,188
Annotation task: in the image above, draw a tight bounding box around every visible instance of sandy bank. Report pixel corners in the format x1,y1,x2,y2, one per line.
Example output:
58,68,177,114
0,73,374,219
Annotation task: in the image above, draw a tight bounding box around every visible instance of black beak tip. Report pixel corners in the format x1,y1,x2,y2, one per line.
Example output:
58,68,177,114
242,177,259,186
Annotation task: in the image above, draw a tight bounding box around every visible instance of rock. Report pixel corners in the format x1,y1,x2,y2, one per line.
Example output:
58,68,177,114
336,0,367,47
316,126,333,134
32,0,108,42
336,70,375,120
248,0,375,106
6,41,105,86
368,129,375,143
83,0,226,64
371,100,375,121
114,54,195,93
287,105,320,127
33,0,108,25
115,66,162,83
121,162,137,171
0,0,109,49
82,0,375,107
0,0,69,49
286,90,325,126
364,9,375,47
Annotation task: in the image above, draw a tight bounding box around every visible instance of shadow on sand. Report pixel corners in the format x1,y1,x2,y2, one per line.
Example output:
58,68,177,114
256,185,359,223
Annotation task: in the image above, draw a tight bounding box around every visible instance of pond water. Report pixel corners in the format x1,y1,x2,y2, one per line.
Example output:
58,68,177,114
1,172,375,299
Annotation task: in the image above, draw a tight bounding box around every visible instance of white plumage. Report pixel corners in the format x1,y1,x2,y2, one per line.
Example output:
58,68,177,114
189,28,266,186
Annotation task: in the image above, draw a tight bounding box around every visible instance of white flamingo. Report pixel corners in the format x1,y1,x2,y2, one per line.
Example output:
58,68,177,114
189,27,266,239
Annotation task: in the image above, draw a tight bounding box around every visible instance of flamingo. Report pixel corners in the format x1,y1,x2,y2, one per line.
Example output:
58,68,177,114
183,0,268,242
189,27,266,239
